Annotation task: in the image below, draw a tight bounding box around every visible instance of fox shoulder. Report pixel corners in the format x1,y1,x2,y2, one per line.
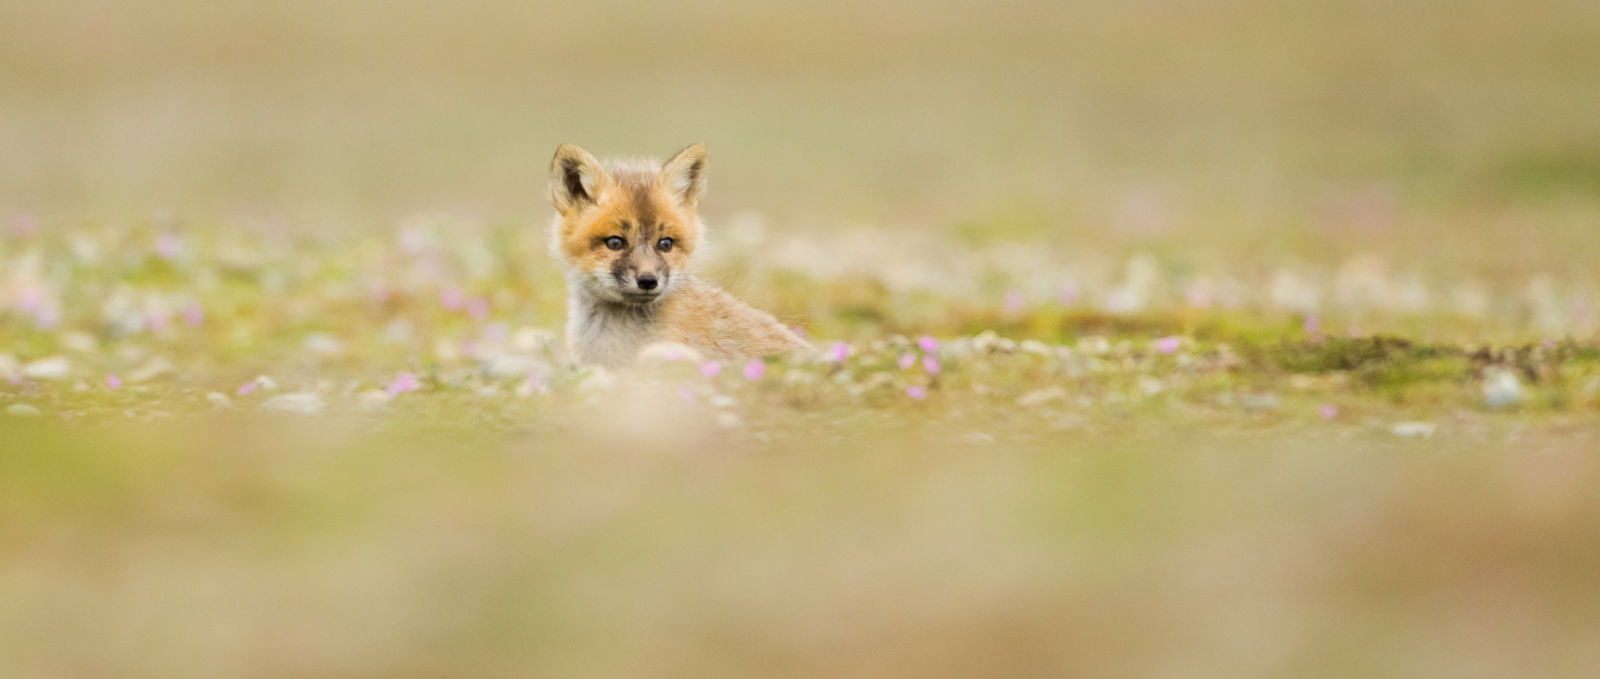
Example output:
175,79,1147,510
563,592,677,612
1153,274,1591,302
659,277,808,359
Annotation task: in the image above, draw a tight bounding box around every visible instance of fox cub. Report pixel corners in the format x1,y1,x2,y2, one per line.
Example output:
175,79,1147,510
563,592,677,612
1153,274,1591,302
548,143,808,366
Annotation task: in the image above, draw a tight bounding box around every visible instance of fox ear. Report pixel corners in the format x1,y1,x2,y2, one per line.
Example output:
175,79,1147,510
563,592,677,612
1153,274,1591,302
549,143,608,215
660,143,708,209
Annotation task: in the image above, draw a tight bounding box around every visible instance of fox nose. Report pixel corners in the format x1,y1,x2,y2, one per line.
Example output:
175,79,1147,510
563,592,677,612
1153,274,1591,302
636,273,659,291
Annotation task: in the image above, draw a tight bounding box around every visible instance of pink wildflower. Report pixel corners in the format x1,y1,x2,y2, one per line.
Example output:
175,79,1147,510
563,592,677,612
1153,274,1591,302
1156,336,1181,354
10,215,38,236
898,353,916,370
439,287,465,310
466,296,491,321
154,233,183,260
386,372,421,397
922,354,941,375
906,385,929,400
743,360,767,380
106,375,122,390
18,287,41,312
33,307,60,330
700,361,722,377
1059,282,1080,305
1004,290,1025,313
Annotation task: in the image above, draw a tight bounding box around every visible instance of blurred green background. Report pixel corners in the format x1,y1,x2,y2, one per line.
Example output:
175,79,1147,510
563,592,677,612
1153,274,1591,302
4,2,1600,677
4,0,1599,270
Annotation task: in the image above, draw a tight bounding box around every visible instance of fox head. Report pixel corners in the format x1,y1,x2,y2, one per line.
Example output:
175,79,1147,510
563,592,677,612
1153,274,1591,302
548,143,708,306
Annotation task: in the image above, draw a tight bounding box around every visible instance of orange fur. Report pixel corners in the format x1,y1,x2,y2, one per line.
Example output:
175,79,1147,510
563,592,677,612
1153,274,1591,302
548,143,808,366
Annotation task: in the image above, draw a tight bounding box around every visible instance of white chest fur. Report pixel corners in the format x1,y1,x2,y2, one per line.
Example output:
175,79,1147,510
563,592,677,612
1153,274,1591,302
566,288,662,366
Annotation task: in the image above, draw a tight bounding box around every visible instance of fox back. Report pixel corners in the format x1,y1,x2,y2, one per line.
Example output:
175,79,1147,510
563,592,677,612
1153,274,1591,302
548,143,808,366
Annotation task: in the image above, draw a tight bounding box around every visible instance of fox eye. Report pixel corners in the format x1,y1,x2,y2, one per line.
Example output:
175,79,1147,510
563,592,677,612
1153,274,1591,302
657,238,674,252
604,236,625,251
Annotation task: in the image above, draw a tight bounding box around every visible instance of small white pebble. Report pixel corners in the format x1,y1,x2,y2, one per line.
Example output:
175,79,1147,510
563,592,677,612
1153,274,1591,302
205,392,232,408
380,319,417,344
1020,339,1052,356
973,331,1017,354
783,369,818,385
860,373,894,391
1482,367,1525,409
260,393,326,415
303,333,345,355
1240,393,1281,411
356,389,393,411
62,332,98,353
972,330,1000,353
22,357,73,381
1391,421,1437,439
1016,387,1068,408
6,404,43,417
1077,336,1112,355
128,357,174,383
483,354,551,379
940,338,975,360
959,431,996,444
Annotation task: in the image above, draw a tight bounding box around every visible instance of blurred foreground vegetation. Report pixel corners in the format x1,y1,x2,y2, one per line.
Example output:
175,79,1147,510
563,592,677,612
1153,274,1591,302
2,215,1597,678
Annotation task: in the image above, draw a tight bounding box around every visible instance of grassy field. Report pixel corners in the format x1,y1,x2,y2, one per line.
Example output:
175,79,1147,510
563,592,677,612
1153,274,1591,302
3,1,1600,676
